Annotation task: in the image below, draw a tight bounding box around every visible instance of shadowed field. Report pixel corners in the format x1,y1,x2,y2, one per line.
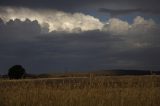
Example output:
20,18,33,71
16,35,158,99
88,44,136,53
0,75,160,106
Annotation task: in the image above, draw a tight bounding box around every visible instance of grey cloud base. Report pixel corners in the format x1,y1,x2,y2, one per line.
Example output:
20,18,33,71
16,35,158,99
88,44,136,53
0,18,160,74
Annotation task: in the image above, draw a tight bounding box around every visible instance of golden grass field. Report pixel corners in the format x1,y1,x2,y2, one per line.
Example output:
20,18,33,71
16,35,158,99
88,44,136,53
0,75,160,106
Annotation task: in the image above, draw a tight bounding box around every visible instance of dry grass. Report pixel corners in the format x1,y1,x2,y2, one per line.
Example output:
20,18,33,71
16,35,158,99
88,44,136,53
0,75,160,106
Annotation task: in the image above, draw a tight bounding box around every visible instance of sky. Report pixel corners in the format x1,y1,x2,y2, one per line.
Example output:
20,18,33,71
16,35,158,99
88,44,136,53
0,0,160,74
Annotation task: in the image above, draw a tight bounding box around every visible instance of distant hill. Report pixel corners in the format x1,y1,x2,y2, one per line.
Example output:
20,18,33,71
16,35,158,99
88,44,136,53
94,69,160,76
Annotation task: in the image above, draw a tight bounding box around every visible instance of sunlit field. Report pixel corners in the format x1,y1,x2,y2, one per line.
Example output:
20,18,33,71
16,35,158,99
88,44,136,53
0,75,160,106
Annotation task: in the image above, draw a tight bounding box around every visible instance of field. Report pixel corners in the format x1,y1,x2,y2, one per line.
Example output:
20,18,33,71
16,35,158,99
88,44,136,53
0,75,160,106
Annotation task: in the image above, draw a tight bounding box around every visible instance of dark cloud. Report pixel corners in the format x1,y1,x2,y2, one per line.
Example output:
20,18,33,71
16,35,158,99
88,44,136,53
99,8,160,16
0,18,160,74
0,0,160,13
0,18,116,73
0,18,41,42
114,47,160,70
0,0,80,12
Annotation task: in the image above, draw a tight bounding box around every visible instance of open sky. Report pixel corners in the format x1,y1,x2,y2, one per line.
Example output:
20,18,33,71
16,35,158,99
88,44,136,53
0,0,160,74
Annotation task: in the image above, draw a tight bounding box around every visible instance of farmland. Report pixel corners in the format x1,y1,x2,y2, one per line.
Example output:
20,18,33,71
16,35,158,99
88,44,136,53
0,75,160,106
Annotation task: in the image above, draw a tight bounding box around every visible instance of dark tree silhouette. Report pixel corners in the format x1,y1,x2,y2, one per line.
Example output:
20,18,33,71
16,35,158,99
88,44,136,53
8,65,26,79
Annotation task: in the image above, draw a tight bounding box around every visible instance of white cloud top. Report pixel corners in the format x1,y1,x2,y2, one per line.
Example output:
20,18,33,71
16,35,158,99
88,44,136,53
0,7,103,32
0,7,157,34
103,18,130,34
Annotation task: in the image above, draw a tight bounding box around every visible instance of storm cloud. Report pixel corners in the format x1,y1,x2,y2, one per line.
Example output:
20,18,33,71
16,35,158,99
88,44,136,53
0,15,160,73
0,0,160,74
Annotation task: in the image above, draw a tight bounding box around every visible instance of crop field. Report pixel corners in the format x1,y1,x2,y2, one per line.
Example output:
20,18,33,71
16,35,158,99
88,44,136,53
0,75,160,106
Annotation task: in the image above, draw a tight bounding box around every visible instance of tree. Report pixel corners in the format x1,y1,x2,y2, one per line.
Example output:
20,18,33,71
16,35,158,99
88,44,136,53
8,65,26,79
